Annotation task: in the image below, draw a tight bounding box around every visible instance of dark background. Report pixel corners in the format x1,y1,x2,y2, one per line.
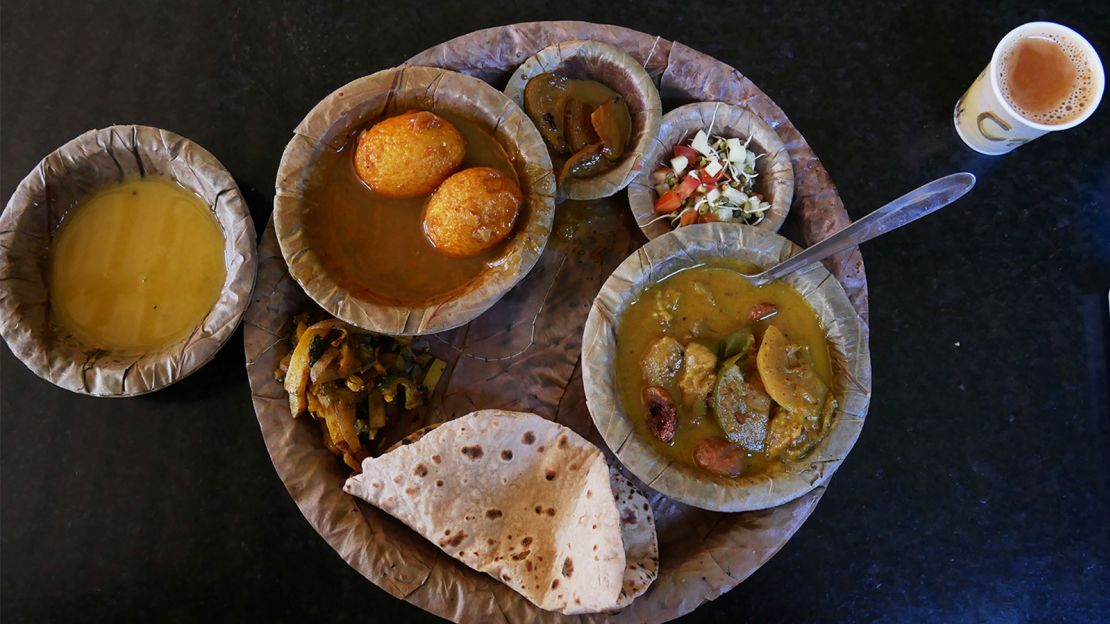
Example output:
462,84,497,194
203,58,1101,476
3,1,1108,622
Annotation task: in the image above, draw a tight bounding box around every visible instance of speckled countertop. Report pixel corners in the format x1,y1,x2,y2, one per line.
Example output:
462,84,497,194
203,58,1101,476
2,1,1107,622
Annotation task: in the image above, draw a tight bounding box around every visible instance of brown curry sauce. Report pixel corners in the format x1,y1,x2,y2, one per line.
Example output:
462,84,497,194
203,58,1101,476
303,112,521,306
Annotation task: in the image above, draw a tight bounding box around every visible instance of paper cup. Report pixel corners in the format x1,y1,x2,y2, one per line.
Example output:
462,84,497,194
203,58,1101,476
953,22,1104,155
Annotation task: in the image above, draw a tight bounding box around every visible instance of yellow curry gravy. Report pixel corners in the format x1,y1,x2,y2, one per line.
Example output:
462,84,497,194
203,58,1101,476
615,261,832,476
49,176,226,353
303,112,519,306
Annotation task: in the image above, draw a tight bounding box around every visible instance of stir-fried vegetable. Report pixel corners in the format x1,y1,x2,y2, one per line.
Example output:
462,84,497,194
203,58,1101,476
651,129,771,227
275,313,447,472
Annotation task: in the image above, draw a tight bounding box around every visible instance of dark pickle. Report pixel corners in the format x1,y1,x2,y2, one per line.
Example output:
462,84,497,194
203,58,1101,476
522,72,632,181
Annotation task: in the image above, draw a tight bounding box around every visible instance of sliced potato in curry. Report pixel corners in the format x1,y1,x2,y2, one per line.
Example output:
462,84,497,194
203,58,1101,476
310,347,342,384
784,395,839,462
337,342,358,378
314,383,362,454
765,406,805,458
284,320,345,417
756,325,828,415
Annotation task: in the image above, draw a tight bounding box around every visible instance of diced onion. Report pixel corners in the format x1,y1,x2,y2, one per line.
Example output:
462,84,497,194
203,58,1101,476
726,137,743,157
723,187,747,204
670,155,689,175
691,130,714,156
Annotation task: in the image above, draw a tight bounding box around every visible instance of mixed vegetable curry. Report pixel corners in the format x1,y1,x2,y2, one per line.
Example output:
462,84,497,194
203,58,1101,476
616,262,836,478
275,314,446,472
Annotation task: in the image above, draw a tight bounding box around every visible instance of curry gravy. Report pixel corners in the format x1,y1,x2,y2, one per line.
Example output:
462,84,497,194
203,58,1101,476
615,262,832,476
49,176,226,353
303,112,519,306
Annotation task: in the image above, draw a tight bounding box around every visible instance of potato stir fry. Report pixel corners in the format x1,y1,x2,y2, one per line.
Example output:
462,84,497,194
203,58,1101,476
274,314,446,472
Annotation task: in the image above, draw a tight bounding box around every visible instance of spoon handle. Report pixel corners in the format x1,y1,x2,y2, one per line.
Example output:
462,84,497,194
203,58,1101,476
751,172,977,285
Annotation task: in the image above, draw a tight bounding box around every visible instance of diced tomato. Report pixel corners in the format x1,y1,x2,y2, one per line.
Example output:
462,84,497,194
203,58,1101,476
673,144,699,162
748,302,779,322
654,190,684,214
655,173,702,214
677,173,701,197
698,212,719,224
679,209,699,226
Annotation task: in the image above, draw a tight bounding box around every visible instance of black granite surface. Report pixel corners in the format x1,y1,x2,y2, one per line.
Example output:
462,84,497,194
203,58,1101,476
2,1,1108,622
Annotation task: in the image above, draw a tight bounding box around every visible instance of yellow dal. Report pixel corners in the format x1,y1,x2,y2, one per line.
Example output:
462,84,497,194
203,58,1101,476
49,177,226,353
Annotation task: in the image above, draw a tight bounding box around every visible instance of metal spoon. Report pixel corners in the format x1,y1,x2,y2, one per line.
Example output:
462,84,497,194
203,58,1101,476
746,172,976,286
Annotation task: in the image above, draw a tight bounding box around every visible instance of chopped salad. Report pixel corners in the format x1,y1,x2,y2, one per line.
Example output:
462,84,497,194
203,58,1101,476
651,129,770,227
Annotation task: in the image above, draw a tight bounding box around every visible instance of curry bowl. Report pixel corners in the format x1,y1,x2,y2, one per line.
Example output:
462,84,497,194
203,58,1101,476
274,66,556,335
0,125,258,397
503,40,662,202
581,223,871,512
627,102,794,240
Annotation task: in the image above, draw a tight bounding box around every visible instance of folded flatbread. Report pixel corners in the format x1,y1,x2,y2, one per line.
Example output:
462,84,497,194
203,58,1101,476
608,468,658,608
344,410,657,614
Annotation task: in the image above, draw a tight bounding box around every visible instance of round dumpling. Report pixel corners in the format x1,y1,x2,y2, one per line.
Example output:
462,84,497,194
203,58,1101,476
422,167,522,257
354,111,465,198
